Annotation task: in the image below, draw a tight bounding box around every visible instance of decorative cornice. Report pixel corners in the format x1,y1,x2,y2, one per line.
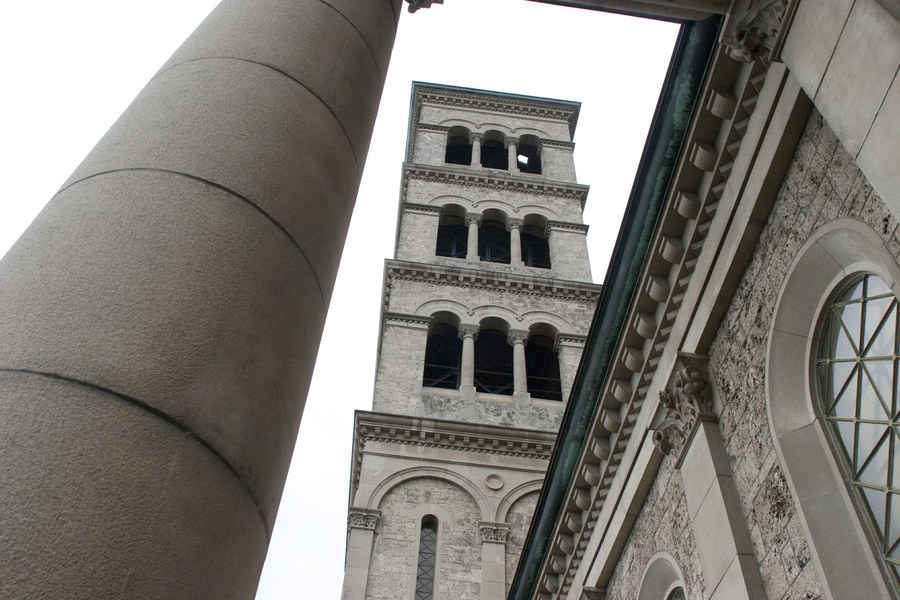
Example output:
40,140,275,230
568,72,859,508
402,203,443,216
413,88,578,133
530,45,771,599
383,312,432,330
726,0,789,62
542,140,575,151
416,124,450,134
348,508,381,531
555,334,587,351
355,412,556,465
402,164,589,208
385,260,602,303
478,522,510,545
652,358,716,459
547,221,589,235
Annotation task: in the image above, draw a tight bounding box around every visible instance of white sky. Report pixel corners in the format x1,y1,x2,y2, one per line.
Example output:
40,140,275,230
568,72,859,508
0,2,678,597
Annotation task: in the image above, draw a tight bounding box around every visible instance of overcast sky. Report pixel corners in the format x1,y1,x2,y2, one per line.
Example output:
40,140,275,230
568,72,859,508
0,2,678,597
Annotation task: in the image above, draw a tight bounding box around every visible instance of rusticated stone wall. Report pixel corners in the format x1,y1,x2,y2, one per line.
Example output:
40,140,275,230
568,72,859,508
604,457,706,600
708,107,895,599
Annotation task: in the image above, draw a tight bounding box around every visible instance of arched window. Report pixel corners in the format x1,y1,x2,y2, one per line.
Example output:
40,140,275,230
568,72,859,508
480,130,508,170
474,318,513,395
816,273,900,581
525,327,562,401
422,313,462,389
478,210,510,264
415,515,438,600
516,134,542,174
521,215,551,269
435,204,468,259
444,126,472,166
666,588,686,600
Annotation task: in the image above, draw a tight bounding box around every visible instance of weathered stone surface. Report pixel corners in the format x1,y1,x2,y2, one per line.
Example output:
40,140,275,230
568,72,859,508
708,108,897,599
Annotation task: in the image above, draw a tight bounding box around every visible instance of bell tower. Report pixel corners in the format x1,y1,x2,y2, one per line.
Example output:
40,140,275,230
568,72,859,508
341,83,600,600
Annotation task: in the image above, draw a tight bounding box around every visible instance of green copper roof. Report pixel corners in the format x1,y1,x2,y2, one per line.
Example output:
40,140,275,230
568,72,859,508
507,15,721,600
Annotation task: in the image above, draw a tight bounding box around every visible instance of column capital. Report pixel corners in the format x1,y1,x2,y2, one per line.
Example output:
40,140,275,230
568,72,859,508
469,132,483,143
458,323,480,340
348,508,381,531
465,213,482,226
406,0,444,13
477,521,510,545
652,353,715,460
508,329,529,346
506,218,524,231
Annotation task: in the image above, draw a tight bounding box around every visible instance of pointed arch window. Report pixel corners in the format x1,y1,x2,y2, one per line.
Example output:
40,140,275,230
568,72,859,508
817,273,900,582
415,515,438,600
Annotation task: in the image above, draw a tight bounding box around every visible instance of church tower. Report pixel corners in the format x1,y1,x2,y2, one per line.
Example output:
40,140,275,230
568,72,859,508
341,83,600,600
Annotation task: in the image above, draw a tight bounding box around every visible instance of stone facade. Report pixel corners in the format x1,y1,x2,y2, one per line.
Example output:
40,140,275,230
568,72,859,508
342,84,599,600
605,457,706,600
708,107,890,600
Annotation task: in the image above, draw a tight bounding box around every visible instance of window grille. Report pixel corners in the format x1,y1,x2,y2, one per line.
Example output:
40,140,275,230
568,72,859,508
415,516,438,600
817,274,900,583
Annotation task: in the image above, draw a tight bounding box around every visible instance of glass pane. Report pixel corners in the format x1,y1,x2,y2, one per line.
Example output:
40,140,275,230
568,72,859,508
866,303,897,357
829,368,858,419
862,364,893,420
836,420,856,456
861,371,890,421
836,302,863,353
847,278,866,301
858,431,890,487
858,424,889,473
863,485,888,535
833,316,860,360
868,276,893,297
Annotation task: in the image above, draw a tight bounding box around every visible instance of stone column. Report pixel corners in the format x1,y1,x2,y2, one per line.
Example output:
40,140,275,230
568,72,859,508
342,509,381,600
507,140,518,171
479,522,510,599
653,357,765,600
458,323,479,395
508,218,524,267
0,0,401,597
466,213,481,262
471,134,482,167
509,329,529,402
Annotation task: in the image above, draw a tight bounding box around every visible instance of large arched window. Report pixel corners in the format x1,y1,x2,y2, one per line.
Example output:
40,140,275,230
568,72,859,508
768,219,900,598
422,313,462,390
474,318,513,395
435,204,468,259
525,325,562,401
478,210,510,264
816,273,900,582
521,214,551,269
415,515,438,600
480,130,508,170
444,126,472,166
515,134,542,174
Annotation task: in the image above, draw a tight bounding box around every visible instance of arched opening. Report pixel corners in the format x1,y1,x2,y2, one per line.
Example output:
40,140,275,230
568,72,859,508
444,126,472,166
435,204,468,259
478,209,510,264
416,515,438,600
516,134,542,174
422,312,462,390
521,214,551,269
525,324,562,401
474,317,513,395
480,130,508,170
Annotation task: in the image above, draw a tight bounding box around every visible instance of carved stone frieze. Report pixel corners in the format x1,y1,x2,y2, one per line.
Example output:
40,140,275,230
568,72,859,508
348,508,381,531
653,359,716,457
726,0,789,62
478,521,510,544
